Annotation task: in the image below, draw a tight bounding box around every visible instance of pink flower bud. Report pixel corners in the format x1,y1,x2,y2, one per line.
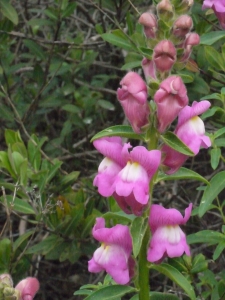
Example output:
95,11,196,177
0,274,13,287
15,277,39,300
172,15,193,38
138,12,158,38
153,40,176,72
117,72,150,133
157,0,174,18
142,58,156,80
154,76,188,133
202,0,225,29
181,32,200,62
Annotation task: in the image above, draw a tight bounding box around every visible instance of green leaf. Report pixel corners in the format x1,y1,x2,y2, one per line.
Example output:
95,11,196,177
191,254,208,274
23,39,46,60
0,195,35,214
210,148,221,170
204,46,225,71
0,0,18,25
214,127,225,138
5,129,23,146
90,125,145,142
187,230,224,245
121,61,142,70
26,235,63,255
62,104,81,114
13,231,34,252
198,171,225,217
74,289,92,296
97,100,115,111
213,242,225,260
101,30,135,52
161,132,194,156
200,31,225,45
130,217,148,258
84,285,136,300
60,171,80,188
156,167,209,185
0,238,11,272
150,263,196,300
130,292,179,300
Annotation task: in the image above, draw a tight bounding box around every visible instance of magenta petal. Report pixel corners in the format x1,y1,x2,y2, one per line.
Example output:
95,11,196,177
88,257,104,272
149,204,192,232
15,277,39,300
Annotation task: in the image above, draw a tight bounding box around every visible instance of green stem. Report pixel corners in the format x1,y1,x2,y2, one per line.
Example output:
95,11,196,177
138,223,150,300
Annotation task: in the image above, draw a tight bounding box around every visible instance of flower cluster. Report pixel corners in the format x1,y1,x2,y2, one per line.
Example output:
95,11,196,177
88,0,212,286
0,274,39,300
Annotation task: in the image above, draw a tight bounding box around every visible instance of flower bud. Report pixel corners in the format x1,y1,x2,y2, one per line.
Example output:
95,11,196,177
157,0,174,19
172,15,193,38
181,32,200,62
117,72,150,133
15,277,39,300
142,58,156,81
0,274,13,288
138,12,158,39
153,40,176,72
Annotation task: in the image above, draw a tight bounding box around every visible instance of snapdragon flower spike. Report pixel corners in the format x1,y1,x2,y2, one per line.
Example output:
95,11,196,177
113,144,161,216
117,72,150,133
93,137,125,197
153,40,176,73
147,203,192,263
162,100,211,174
15,277,39,300
202,0,225,29
88,217,135,285
154,76,188,133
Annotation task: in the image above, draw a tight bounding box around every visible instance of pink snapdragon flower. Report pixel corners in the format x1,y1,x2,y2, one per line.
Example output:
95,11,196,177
172,15,193,38
15,277,39,300
93,137,126,197
202,0,225,29
117,72,150,133
154,76,188,133
88,217,135,284
112,144,161,216
153,40,176,72
142,58,157,81
180,32,200,62
147,203,192,263
162,100,211,174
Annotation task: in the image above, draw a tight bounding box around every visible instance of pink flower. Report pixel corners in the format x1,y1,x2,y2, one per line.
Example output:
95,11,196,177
154,76,188,133
147,204,192,263
112,144,161,216
88,218,135,284
138,12,158,38
202,0,225,29
117,72,150,133
15,277,39,300
153,40,176,72
93,137,126,197
162,101,211,174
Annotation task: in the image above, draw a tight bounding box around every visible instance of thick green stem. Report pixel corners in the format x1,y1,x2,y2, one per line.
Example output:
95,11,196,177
138,223,150,300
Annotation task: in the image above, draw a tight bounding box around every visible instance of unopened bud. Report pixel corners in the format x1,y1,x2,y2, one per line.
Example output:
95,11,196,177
0,274,13,288
142,58,156,81
139,12,158,39
157,0,174,19
172,15,193,38
153,40,176,72
181,32,200,61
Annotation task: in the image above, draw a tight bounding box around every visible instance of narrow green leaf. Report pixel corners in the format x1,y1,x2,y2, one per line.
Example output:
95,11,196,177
103,211,135,222
161,132,194,156
97,100,115,111
0,238,11,272
151,263,196,300
156,167,209,185
62,104,81,114
187,230,224,245
13,231,34,252
198,171,225,217
213,242,225,260
101,30,135,52
0,195,35,214
0,0,18,25
85,285,136,300
74,289,92,296
200,31,225,45
130,217,148,258
214,127,225,138
23,39,46,60
121,61,141,70
90,125,145,142
210,148,221,170
130,292,179,300
204,46,225,71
